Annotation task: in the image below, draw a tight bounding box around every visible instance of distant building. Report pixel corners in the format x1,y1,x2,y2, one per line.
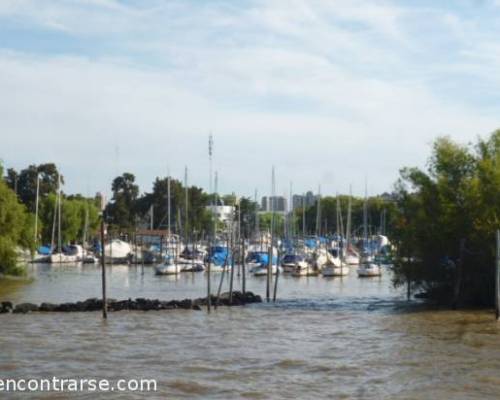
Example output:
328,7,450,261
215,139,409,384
261,196,287,212
205,198,235,223
95,192,107,211
205,205,235,223
292,191,318,209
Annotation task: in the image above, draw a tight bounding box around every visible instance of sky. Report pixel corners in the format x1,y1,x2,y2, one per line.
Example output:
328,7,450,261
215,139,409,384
1,0,500,200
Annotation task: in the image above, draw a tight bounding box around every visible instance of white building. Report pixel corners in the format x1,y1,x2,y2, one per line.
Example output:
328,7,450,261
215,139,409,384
206,205,235,223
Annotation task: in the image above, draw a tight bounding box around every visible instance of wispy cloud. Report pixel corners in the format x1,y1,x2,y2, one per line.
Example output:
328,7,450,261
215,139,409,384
1,0,499,197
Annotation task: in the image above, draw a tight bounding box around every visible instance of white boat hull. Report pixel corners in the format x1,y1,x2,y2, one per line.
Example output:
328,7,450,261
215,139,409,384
50,253,80,263
253,265,281,276
282,264,296,273
155,263,182,275
181,263,205,272
292,263,318,277
345,255,360,265
207,263,231,273
357,263,382,277
322,265,349,277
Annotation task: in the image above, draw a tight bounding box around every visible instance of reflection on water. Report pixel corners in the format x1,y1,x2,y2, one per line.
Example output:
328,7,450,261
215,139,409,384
1,264,500,399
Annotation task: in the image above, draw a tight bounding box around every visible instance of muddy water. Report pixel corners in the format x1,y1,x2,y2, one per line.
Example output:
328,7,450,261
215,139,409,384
1,264,500,399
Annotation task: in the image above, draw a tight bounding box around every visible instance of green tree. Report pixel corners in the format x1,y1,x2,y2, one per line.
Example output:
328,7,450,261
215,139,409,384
106,173,139,232
392,131,500,306
5,163,61,212
0,164,34,275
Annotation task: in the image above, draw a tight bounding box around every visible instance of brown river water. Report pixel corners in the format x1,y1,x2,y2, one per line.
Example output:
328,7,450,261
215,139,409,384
1,263,500,399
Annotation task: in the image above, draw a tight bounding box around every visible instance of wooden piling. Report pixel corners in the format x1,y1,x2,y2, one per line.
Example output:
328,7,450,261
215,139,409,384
207,259,211,313
496,230,500,320
242,240,246,303
273,248,280,302
229,235,235,305
141,236,144,275
100,215,107,319
215,237,230,309
266,245,272,302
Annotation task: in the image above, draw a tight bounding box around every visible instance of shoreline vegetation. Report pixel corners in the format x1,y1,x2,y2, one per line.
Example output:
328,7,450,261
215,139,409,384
2,129,500,308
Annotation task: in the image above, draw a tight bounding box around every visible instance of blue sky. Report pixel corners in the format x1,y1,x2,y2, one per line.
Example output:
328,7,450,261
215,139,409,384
1,0,500,200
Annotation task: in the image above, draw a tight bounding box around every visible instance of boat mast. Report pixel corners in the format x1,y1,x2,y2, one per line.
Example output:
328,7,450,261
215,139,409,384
346,185,352,254
83,204,89,258
363,179,368,250
315,185,321,237
57,174,62,260
207,133,214,313
289,181,293,241
302,193,306,237
34,172,40,254
50,175,57,253
167,172,171,256
267,166,275,302
184,166,188,247
254,188,259,242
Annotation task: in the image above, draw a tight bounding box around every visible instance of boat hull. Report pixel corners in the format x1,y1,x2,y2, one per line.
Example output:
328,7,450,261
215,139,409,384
322,266,349,277
357,263,382,277
155,263,182,275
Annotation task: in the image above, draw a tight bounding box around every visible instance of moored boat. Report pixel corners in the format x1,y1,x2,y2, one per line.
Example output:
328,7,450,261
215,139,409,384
155,258,182,275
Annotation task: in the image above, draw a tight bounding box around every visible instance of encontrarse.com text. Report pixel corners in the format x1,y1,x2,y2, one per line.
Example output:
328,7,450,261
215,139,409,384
0,377,157,392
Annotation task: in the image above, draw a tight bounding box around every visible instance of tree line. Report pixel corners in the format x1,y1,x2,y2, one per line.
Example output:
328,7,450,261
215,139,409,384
391,129,500,306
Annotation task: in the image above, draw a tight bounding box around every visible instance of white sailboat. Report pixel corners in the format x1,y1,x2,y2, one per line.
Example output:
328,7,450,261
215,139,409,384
155,257,182,275
357,183,381,277
344,187,360,266
155,174,182,275
322,248,349,277
253,263,281,276
281,254,306,273
50,175,81,264
291,259,318,276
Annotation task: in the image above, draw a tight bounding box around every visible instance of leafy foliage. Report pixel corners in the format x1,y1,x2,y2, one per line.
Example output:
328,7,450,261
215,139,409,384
392,131,500,306
0,164,34,275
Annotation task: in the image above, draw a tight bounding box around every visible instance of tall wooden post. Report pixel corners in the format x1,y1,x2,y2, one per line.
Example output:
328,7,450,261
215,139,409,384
496,230,500,320
242,240,246,302
266,245,272,302
100,214,107,319
273,248,280,302
141,236,144,275
229,233,235,305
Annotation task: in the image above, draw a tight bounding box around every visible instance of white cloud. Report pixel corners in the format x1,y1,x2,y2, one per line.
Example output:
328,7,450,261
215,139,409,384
0,0,499,198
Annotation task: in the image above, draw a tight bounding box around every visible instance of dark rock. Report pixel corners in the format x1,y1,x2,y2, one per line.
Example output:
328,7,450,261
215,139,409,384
109,300,128,312
13,303,39,314
192,304,202,311
39,303,58,312
56,302,76,312
178,299,192,309
0,302,12,313
83,298,102,311
1,301,13,312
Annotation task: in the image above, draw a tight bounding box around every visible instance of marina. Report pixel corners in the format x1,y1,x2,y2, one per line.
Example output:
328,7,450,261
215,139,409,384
2,1,500,398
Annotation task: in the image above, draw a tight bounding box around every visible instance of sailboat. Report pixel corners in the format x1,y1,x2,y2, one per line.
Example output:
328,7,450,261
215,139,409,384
322,248,349,277
344,187,360,266
82,205,98,263
291,258,317,276
155,174,182,275
357,183,382,277
50,175,81,263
